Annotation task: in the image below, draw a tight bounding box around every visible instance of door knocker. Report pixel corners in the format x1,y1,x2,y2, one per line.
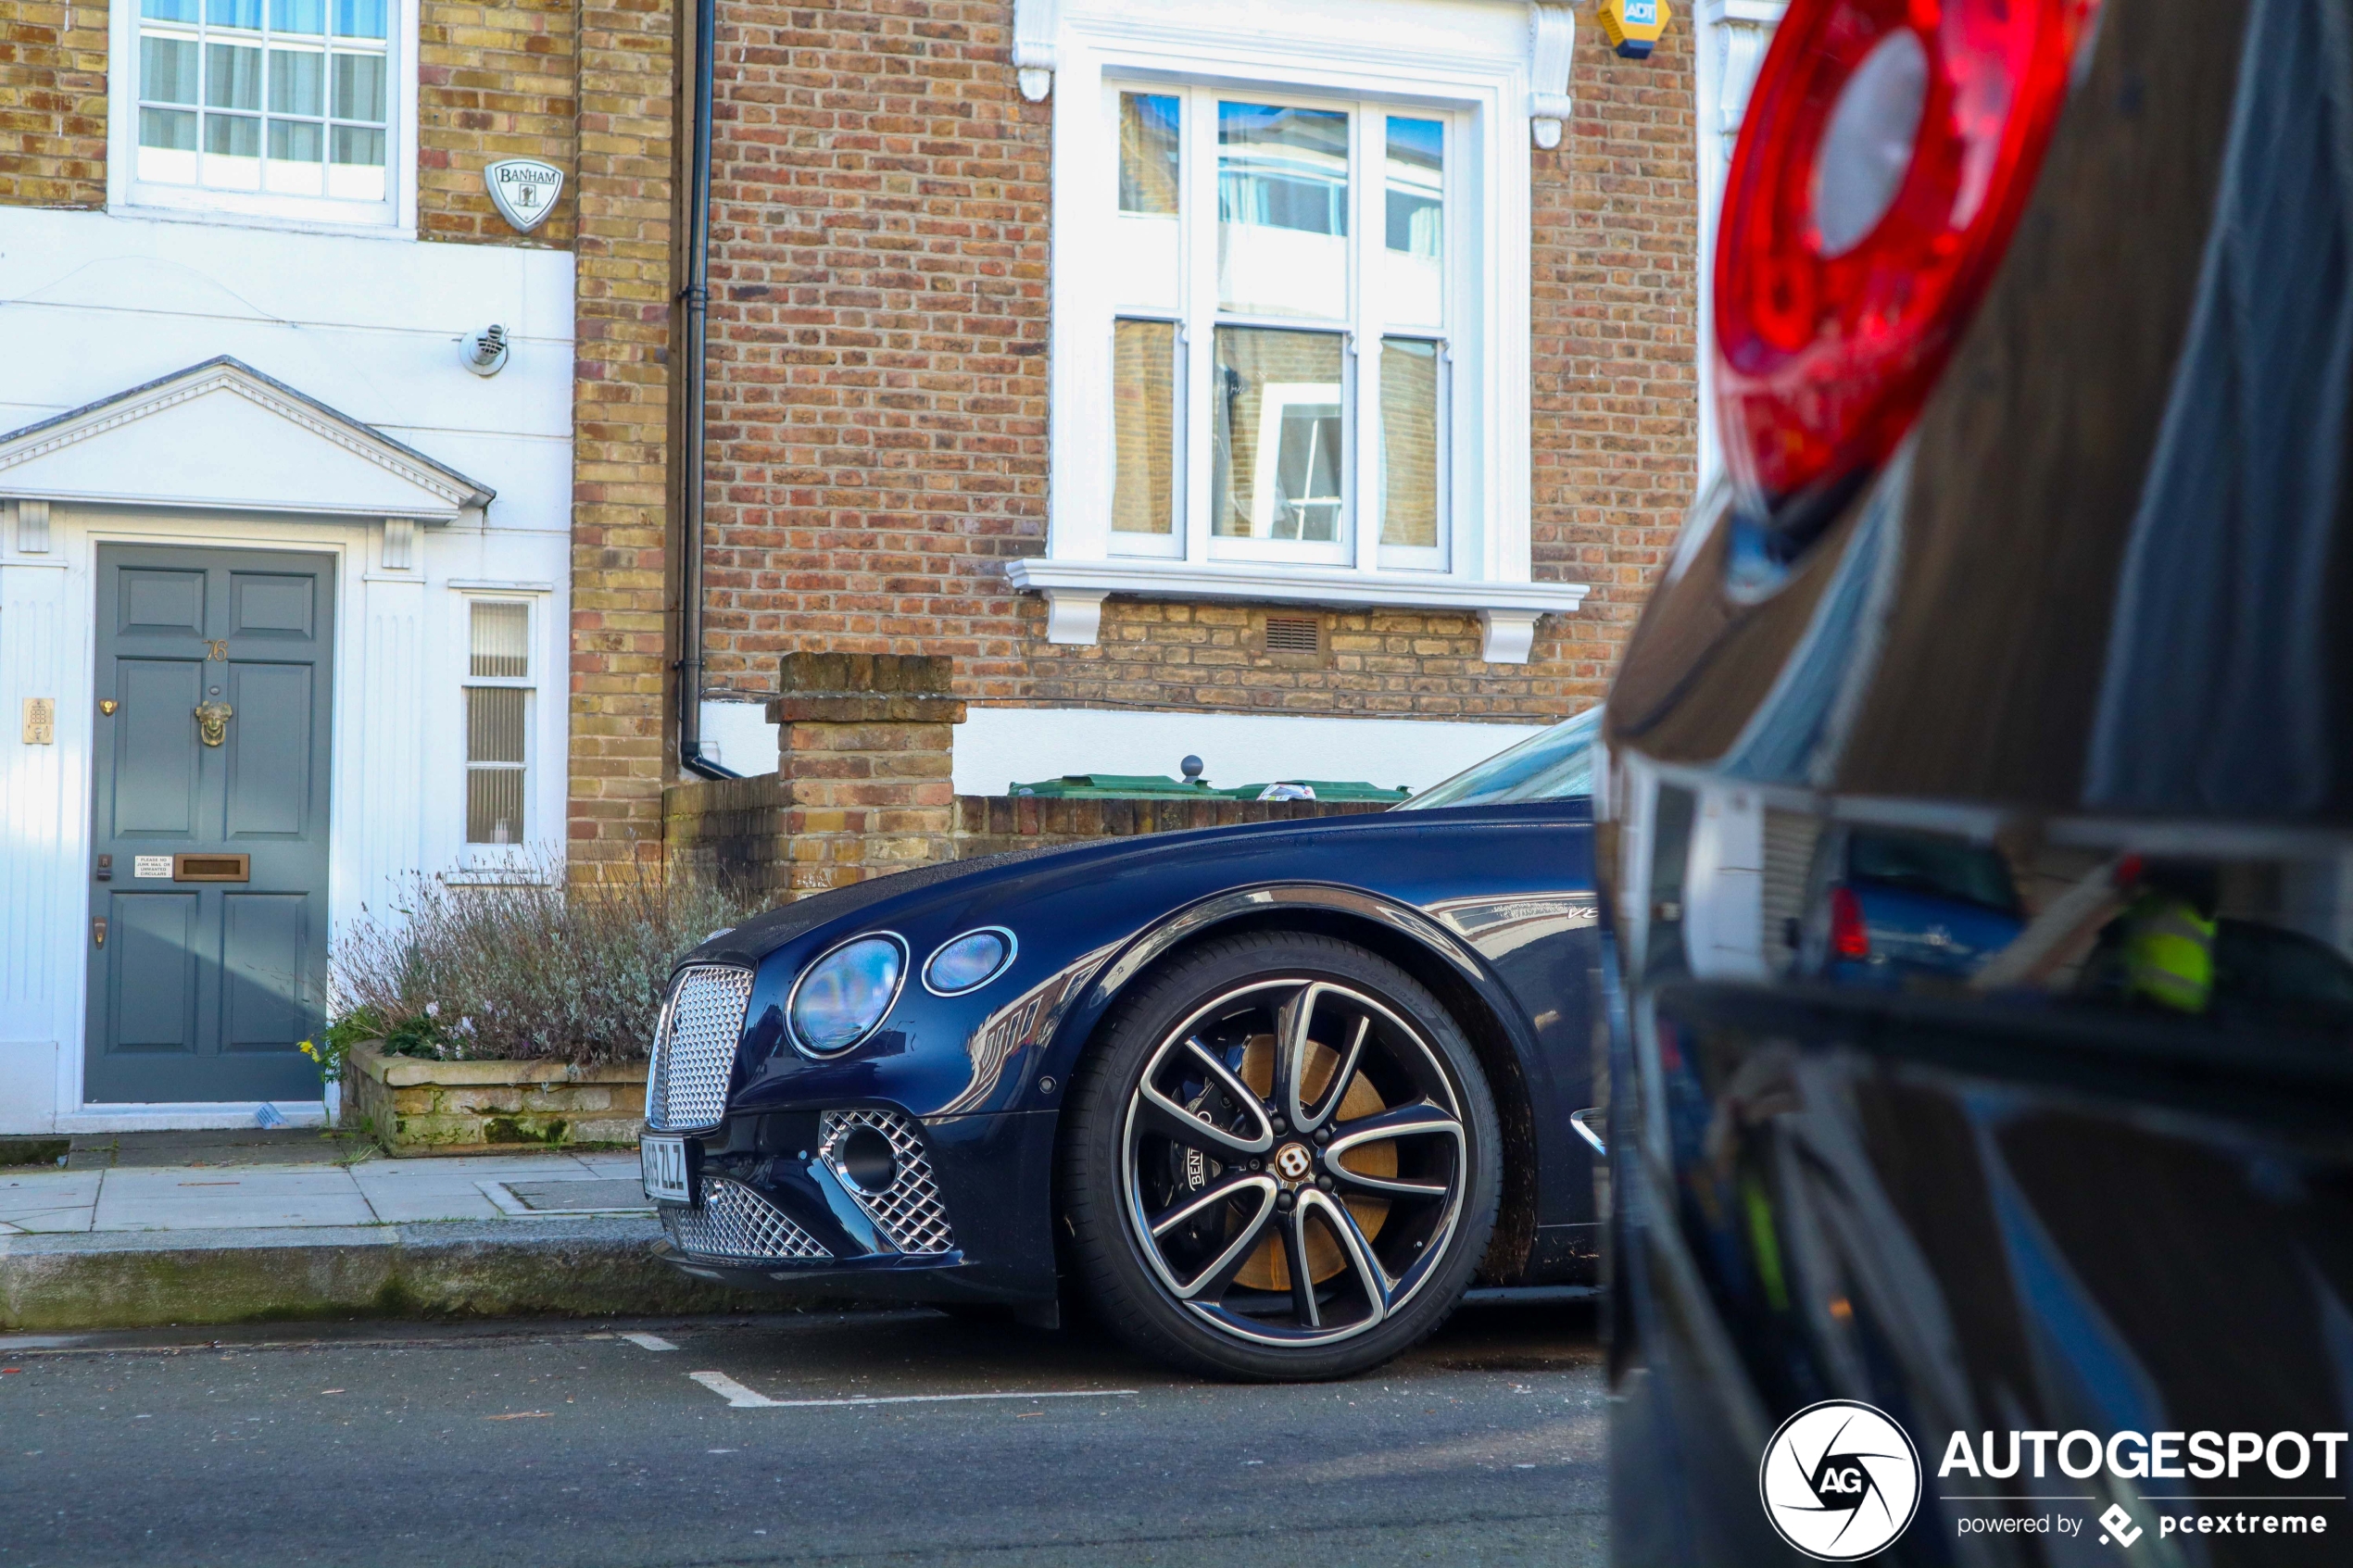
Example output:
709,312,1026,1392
195,701,233,746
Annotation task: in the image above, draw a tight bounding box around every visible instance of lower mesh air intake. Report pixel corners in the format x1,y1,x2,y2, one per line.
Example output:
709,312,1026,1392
661,1176,830,1261
818,1109,956,1255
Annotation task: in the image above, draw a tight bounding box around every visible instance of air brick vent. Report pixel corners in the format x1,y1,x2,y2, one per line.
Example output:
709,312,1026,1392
1265,615,1322,653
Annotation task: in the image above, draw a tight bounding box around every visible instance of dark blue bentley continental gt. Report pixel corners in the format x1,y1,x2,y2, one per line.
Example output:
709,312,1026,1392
641,709,1599,1380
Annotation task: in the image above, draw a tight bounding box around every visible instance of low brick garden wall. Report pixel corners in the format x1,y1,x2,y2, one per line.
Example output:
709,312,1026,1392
950,792,1388,859
664,653,1398,901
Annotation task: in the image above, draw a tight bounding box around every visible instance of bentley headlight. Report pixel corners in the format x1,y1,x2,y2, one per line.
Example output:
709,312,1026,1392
924,927,1015,996
788,935,907,1055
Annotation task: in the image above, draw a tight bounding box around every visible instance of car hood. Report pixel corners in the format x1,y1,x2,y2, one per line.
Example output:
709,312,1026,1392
678,800,1592,970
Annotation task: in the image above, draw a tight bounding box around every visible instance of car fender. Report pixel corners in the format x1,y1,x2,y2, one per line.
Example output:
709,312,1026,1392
1027,879,1574,1274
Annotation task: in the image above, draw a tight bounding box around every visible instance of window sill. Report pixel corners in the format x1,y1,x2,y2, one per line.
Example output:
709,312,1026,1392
107,195,414,244
1005,558,1589,664
441,866,550,887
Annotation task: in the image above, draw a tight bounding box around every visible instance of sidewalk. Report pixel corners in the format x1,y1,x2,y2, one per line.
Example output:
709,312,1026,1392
2,1145,647,1235
0,1133,782,1333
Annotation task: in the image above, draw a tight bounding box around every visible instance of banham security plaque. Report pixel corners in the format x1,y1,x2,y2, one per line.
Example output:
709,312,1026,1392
484,158,563,232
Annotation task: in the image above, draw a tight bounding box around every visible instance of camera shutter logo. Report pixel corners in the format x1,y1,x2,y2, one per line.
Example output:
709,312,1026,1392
484,159,564,233
1758,1400,1922,1560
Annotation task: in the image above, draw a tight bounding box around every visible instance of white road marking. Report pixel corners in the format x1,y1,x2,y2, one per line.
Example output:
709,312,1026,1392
620,1333,676,1352
686,1373,1139,1411
689,1372,779,1407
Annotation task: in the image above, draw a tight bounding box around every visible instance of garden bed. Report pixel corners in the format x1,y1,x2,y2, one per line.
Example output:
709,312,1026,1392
342,1042,647,1157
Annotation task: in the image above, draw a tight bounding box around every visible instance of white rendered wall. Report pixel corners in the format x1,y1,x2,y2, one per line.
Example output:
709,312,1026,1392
0,206,575,1133
699,699,1546,797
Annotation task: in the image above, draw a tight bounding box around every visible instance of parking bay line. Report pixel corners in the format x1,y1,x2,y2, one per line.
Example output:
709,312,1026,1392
687,1372,1139,1411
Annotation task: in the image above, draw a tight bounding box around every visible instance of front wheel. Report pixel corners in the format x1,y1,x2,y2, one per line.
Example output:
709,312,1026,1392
1060,932,1501,1381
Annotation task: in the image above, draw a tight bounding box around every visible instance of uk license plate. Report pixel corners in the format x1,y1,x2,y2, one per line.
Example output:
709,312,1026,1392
641,1134,692,1204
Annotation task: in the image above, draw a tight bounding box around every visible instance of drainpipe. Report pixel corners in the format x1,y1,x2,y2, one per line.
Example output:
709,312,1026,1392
675,0,737,781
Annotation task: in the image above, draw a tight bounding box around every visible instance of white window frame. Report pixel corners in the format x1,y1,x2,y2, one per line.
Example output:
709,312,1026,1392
107,0,419,234
1693,0,1787,488
1018,0,1591,663
459,596,534,869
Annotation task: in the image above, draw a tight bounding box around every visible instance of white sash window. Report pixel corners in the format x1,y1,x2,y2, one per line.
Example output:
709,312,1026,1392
1105,87,1454,573
112,0,411,229
462,600,532,853
1018,0,1591,663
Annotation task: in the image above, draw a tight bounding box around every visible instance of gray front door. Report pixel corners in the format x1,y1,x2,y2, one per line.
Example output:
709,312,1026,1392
85,546,335,1104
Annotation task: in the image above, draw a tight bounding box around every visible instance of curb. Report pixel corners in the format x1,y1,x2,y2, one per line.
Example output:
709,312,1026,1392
0,1218,783,1332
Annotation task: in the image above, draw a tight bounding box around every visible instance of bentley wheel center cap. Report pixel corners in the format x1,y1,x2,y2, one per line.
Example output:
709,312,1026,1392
1274,1143,1314,1182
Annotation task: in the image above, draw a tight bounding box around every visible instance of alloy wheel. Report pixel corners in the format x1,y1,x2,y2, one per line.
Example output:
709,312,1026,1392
1116,977,1470,1348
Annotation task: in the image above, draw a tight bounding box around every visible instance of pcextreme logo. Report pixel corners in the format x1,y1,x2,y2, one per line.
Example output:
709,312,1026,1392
1759,1400,1924,1561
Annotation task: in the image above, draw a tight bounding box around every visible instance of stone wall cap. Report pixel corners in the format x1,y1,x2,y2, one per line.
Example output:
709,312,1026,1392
348,1041,648,1087
778,651,954,696
767,694,966,724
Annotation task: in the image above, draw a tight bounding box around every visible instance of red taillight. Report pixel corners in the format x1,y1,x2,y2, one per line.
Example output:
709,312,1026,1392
1829,884,1871,960
1715,0,2098,517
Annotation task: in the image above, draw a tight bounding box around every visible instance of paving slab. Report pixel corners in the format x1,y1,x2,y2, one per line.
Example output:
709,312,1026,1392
354,1185,506,1223
348,1152,595,1185
66,1128,372,1170
484,1177,652,1216
349,1154,634,1223
0,1172,102,1236
92,1165,376,1231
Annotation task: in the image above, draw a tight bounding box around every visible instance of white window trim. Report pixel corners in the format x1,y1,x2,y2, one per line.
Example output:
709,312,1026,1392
1018,0,1591,664
107,0,420,236
458,595,535,869
1693,0,1786,487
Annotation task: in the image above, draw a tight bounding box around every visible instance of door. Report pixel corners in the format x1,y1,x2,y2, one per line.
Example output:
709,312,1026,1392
85,545,335,1104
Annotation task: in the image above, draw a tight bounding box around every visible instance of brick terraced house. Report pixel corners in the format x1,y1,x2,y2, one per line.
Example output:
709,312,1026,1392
0,0,677,1130
671,0,1765,802
0,0,1785,1131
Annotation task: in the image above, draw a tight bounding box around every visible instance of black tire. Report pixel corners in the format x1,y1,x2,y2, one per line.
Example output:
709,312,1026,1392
1060,931,1501,1381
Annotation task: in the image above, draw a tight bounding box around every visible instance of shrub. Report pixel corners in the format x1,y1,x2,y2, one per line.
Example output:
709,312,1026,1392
331,854,756,1065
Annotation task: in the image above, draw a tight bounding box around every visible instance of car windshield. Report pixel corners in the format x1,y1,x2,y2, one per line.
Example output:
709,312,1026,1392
1393,708,1600,810
1846,832,2020,914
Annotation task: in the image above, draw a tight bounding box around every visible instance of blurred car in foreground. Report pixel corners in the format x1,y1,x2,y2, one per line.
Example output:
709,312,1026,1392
641,709,1602,1381
1600,0,2353,1561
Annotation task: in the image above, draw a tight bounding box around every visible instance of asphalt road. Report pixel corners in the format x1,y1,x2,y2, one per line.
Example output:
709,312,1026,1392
0,1302,1606,1568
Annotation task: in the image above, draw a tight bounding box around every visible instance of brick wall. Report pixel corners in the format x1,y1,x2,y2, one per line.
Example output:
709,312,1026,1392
1536,27,1701,696
417,0,579,245
662,650,1389,896
695,0,1049,702
563,0,679,875
666,775,1390,899
689,5,1697,723
0,0,107,206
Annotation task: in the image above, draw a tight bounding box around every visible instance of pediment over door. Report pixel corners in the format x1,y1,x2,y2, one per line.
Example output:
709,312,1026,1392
0,357,495,521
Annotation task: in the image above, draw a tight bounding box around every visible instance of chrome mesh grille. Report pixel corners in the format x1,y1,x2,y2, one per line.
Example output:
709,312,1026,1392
818,1109,955,1255
647,965,754,1132
660,1177,830,1261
